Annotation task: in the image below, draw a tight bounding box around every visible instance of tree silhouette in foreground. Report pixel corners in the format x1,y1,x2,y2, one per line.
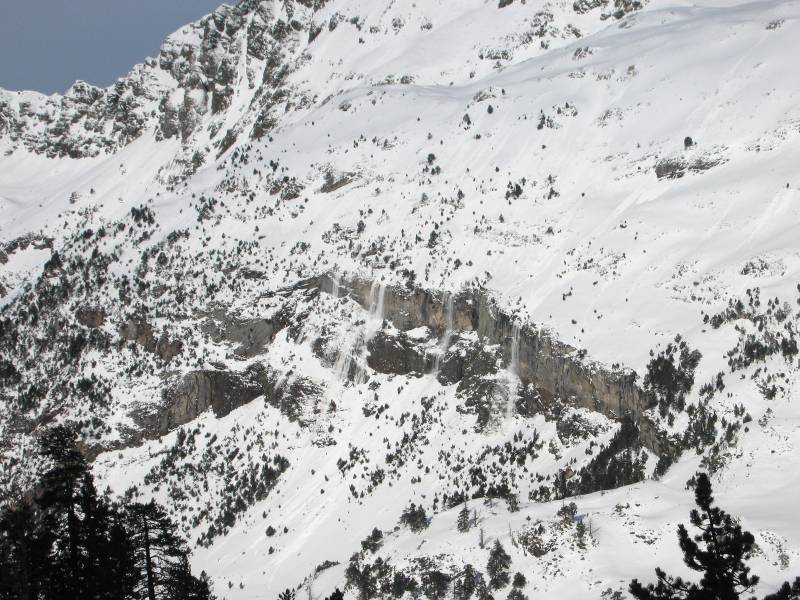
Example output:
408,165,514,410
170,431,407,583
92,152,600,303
630,472,800,600
0,425,214,600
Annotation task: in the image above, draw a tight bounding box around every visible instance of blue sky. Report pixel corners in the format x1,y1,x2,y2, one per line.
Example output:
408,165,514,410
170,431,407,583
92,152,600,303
0,0,225,95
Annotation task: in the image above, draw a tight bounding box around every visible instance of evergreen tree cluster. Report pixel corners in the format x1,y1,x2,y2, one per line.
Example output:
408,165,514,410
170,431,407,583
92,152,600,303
399,503,428,532
0,426,215,600
344,535,516,600
643,336,702,417
631,472,800,600
565,417,648,497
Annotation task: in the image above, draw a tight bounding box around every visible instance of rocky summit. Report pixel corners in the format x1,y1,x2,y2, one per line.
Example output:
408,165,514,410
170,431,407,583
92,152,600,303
2,0,800,598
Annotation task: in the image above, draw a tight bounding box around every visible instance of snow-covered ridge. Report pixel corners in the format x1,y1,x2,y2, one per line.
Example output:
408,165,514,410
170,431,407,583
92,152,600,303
0,0,643,160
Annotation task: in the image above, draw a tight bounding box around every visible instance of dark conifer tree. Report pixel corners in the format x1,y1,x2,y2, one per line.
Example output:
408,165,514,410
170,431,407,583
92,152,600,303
125,500,214,600
422,570,451,599
457,503,471,533
506,494,519,513
486,540,511,590
78,471,123,600
164,557,215,600
0,425,214,600
456,564,477,600
37,426,91,600
277,589,296,600
106,509,139,600
764,579,800,600
0,501,49,600
475,574,494,600
630,472,800,600
127,500,189,600
400,503,428,532
464,564,479,600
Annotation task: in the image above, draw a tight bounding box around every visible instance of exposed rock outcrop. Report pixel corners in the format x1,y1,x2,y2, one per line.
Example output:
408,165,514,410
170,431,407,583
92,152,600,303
437,336,499,386
366,331,428,376
0,0,326,158
317,274,660,451
201,309,282,358
159,369,264,433
119,318,182,362
258,367,324,424
75,306,106,329
655,152,726,179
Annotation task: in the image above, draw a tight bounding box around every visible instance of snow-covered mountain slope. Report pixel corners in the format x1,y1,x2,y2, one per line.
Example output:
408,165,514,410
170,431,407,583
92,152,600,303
3,0,800,597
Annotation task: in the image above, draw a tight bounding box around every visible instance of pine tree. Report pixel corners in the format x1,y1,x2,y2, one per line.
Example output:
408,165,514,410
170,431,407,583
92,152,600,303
458,564,477,600
506,494,519,513
77,472,115,600
453,578,465,600
106,508,139,600
0,427,130,600
0,425,214,600
422,570,451,599
457,503,471,533
127,500,190,600
0,501,49,600
475,574,494,600
629,472,800,600
345,552,379,600
575,520,587,549
400,503,428,532
391,572,418,597
194,571,216,600
324,590,344,600
37,426,90,600
360,527,383,553
165,558,215,600
124,500,214,600
486,540,511,590
764,579,800,600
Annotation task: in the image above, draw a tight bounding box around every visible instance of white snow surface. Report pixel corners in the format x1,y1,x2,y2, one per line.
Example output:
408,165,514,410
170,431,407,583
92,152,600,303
3,0,800,598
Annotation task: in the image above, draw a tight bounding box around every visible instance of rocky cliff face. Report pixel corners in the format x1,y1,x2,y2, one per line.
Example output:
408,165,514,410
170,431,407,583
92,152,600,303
318,274,660,450
149,272,657,451
159,369,264,431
